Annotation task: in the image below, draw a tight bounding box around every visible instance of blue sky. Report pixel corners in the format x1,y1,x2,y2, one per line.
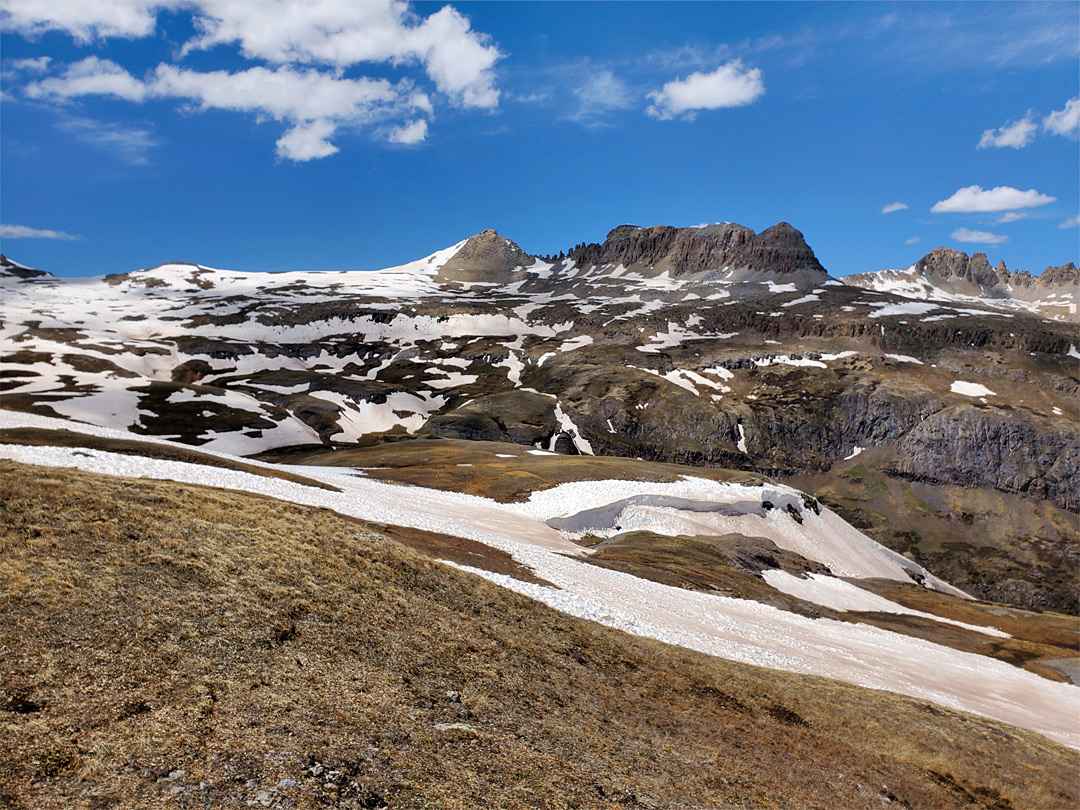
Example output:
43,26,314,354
1,1,1077,278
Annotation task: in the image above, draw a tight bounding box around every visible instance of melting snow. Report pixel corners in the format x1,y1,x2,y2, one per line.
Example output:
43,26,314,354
762,571,1008,637
868,302,940,319
950,381,996,398
0,410,1076,749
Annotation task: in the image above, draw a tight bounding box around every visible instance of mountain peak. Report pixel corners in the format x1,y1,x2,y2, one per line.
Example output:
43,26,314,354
436,229,535,284
562,220,827,287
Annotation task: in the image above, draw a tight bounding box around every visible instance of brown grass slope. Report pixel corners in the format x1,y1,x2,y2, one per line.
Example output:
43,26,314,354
1,461,1076,810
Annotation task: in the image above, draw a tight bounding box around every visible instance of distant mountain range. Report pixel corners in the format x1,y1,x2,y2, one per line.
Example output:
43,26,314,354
846,248,1077,321
1,220,1077,614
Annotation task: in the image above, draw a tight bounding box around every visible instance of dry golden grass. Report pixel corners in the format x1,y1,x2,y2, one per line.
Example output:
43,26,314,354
1,460,1077,809
255,435,759,503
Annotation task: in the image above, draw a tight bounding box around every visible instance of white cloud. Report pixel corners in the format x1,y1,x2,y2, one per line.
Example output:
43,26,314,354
6,1,501,161
387,119,428,145
1059,215,1080,230
0,0,175,42
951,228,1009,245
977,112,1037,149
151,64,413,123
646,60,764,120
410,5,501,108
931,185,1056,213
995,212,1027,224
6,56,51,73
274,119,339,162
1044,97,1080,138
27,59,432,162
56,116,158,164
905,236,921,245
183,1,500,109
0,223,80,240
881,202,908,214
570,69,632,123
26,56,149,102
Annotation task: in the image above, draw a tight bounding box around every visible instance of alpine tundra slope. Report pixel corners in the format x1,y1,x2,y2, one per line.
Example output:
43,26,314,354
2,223,1078,793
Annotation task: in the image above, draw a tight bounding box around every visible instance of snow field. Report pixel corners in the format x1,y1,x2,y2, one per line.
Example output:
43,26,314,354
0,409,1076,748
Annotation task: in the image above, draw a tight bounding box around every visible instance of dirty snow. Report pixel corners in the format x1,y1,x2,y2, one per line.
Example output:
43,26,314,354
950,381,996,398
0,409,1076,749
883,353,924,364
762,571,1008,637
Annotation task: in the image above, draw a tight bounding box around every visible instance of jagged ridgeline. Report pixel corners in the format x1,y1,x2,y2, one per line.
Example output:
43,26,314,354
1,220,1077,611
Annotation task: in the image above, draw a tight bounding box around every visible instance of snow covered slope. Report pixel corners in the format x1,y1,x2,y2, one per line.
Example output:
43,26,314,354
2,409,1076,750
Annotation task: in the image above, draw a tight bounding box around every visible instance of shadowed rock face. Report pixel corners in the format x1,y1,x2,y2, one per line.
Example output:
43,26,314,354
893,405,1079,512
436,230,535,285
565,221,828,282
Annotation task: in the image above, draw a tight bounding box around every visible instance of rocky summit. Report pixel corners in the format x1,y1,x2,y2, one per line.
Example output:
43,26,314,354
845,246,1078,320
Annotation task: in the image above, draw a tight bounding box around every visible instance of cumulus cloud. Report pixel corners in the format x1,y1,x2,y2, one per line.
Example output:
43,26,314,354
931,185,1056,213
905,236,921,245
646,60,764,120
0,0,175,42
1044,97,1080,138
995,212,1027,224
1059,215,1080,230
182,0,500,109
386,119,428,145
6,1,500,161
24,57,433,163
950,227,1009,245
881,202,908,214
25,56,149,102
977,112,1037,149
0,223,80,240
274,119,339,161
570,69,633,124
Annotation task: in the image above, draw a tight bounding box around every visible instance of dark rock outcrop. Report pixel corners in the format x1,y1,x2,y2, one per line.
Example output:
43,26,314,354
892,406,1080,511
420,391,558,446
0,255,50,279
564,222,828,283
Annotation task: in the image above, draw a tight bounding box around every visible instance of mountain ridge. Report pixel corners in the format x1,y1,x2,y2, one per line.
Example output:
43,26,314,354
844,246,1077,320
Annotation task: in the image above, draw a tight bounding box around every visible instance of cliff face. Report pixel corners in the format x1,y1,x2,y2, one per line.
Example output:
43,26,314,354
892,406,1079,512
565,221,829,281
